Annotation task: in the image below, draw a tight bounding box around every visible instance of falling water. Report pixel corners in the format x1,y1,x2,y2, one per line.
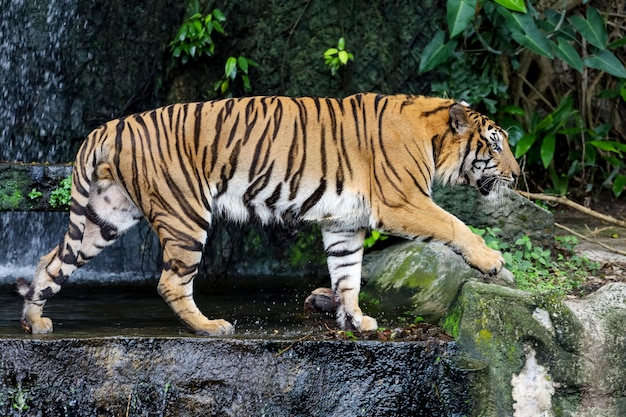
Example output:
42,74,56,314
0,0,80,163
0,212,161,285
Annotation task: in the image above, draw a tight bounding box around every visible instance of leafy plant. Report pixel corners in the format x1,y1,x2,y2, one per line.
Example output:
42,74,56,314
470,226,600,295
27,188,42,200
169,5,225,66
420,1,626,197
214,55,258,97
498,95,626,196
49,175,72,208
323,37,354,76
424,1,626,79
363,230,388,250
9,383,29,413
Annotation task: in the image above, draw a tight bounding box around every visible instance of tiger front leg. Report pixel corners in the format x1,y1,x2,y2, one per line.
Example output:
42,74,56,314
455,227,504,275
381,203,504,275
321,228,378,332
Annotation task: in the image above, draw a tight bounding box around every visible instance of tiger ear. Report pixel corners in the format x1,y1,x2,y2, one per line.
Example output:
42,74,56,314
449,103,470,135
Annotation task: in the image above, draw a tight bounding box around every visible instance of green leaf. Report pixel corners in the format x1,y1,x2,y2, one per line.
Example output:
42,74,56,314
584,49,626,79
494,0,527,13
613,175,626,197
238,56,249,73
499,104,525,116
338,50,349,65
419,30,457,74
540,134,556,168
338,37,346,51
212,20,224,34
225,56,237,79
589,140,623,153
609,36,626,50
242,74,251,92
324,48,338,58
534,113,554,132
212,8,226,22
554,37,584,73
570,7,607,50
500,9,554,58
514,133,536,158
447,0,477,39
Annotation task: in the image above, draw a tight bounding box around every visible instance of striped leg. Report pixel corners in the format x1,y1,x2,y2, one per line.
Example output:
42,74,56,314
18,180,141,333
321,227,378,331
155,223,233,336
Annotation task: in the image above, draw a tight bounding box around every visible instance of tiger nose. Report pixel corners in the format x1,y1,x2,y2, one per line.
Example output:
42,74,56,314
511,165,521,181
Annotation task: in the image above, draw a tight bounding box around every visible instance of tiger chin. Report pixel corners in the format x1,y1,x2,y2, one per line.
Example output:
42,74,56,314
17,93,520,336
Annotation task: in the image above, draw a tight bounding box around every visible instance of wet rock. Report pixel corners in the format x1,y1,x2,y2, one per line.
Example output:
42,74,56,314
0,163,72,211
304,287,337,314
0,337,480,416
442,281,626,417
434,185,554,246
564,283,626,417
360,241,513,324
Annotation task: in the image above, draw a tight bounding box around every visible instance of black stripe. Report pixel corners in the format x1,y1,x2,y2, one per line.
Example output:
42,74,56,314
299,179,326,215
421,103,450,118
326,244,362,257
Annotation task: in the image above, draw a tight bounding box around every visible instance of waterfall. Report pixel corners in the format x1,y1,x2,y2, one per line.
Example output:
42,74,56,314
0,0,80,163
0,211,161,285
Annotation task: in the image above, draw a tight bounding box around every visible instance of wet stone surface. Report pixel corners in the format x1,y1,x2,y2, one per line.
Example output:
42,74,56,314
0,336,475,417
0,284,477,416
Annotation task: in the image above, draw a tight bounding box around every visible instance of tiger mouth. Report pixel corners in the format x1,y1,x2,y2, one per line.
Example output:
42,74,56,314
477,177,501,196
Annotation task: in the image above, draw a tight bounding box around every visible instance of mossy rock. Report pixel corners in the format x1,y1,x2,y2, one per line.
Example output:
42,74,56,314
0,163,72,211
361,241,478,324
445,281,626,416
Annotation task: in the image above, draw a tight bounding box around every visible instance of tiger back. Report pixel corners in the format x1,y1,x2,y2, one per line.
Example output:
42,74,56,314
18,93,520,335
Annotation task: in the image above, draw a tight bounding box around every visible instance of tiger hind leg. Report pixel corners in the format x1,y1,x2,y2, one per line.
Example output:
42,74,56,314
156,237,233,336
18,174,141,333
321,227,378,332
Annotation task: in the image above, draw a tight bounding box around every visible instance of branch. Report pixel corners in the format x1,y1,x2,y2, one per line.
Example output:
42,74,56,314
517,190,626,228
556,222,626,257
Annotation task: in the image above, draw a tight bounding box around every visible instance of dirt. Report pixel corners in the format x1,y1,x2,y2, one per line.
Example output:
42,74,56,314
553,198,626,297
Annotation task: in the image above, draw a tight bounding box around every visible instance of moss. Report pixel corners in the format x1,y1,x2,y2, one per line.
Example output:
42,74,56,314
441,303,462,339
0,170,28,210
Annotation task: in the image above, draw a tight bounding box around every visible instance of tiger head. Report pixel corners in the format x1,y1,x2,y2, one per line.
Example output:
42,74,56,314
448,101,520,199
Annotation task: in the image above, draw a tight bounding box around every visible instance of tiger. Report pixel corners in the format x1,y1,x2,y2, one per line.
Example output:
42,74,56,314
17,93,520,335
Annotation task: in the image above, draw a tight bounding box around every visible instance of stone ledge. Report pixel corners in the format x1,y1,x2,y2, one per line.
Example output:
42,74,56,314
0,336,482,416
0,162,72,211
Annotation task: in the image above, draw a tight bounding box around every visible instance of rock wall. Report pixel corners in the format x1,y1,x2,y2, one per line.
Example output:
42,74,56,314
1,0,442,164
1,0,186,163
0,337,479,416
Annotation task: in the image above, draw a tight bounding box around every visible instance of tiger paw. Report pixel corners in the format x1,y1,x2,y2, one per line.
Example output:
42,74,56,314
359,315,378,332
22,316,53,334
193,319,234,336
467,245,504,275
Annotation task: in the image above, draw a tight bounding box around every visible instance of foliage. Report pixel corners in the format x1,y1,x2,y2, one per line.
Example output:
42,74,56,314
214,55,258,97
27,188,42,200
323,37,354,76
49,175,72,209
287,225,326,268
420,0,626,197
425,1,626,79
498,95,626,196
363,230,388,250
470,226,600,295
169,5,225,66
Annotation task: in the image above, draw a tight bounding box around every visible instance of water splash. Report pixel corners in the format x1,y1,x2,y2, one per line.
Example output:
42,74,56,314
0,0,78,163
